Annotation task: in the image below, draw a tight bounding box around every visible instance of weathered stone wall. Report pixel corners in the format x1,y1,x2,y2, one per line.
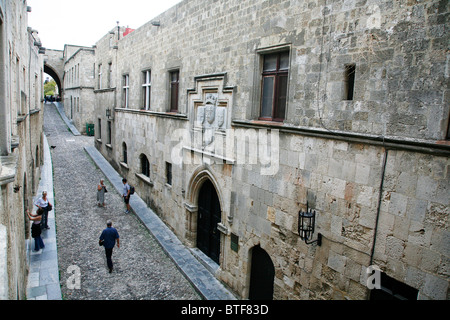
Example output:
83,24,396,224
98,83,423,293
92,0,449,300
93,27,126,162
63,46,95,134
0,0,45,300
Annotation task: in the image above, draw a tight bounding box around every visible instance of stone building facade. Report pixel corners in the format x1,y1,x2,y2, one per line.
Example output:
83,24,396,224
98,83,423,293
0,0,45,299
63,45,95,134
90,0,449,300
94,26,127,157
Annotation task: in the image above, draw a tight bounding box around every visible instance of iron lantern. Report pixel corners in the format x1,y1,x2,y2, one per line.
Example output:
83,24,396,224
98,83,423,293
298,203,322,246
106,108,114,120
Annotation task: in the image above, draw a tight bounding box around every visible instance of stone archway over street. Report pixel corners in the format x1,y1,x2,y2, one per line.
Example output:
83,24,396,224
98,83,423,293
43,49,64,98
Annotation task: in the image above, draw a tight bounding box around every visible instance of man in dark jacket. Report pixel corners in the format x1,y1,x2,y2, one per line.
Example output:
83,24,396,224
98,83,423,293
99,220,120,273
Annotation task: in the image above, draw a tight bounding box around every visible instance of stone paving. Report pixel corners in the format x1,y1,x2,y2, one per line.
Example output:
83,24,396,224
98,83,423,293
26,133,61,300
42,103,202,300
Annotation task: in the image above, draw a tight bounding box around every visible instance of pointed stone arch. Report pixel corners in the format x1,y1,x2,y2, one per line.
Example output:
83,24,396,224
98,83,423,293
186,164,224,209
184,164,225,263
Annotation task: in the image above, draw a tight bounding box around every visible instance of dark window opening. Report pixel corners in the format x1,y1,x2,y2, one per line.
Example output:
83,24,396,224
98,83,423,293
107,121,112,144
98,118,102,140
140,154,150,177
166,162,172,185
170,70,179,112
344,64,356,101
122,142,127,164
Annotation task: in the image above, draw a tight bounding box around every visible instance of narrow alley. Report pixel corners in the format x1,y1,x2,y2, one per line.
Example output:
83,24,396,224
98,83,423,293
44,103,201,300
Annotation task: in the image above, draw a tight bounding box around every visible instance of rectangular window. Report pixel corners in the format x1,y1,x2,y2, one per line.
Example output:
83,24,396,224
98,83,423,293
108,63,112,88
344,64,356,101
166,162,172,186
170,70,179,112
122,143,128,164
260,51,289,121
122,74,129,108
141,155,150,177
107,121,112,144
20,91,27,116
35,74,39,110
142,70,151,110
98,118,102,140
98,64,102,89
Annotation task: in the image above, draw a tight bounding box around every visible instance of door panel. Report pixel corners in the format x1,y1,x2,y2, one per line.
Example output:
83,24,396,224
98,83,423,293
249,246,275,300
197,180,221,264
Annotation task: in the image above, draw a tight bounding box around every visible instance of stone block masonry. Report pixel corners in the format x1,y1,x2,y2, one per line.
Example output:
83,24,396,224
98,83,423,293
82,0,450,300
0,0,45,300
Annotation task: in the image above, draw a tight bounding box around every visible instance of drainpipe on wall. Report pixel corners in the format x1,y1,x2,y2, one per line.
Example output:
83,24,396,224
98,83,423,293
367,148,389,299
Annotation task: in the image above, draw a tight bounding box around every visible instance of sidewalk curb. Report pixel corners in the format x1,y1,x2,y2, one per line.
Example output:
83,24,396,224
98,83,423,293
26,134,62,300
84,146,237,300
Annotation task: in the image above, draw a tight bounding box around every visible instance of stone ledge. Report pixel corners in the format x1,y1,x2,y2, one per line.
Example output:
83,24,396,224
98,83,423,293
115,108,188,120
232,119,450,157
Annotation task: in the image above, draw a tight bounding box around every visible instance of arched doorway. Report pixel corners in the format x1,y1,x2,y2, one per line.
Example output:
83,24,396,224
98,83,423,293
197,179,221,264
249,245,275,300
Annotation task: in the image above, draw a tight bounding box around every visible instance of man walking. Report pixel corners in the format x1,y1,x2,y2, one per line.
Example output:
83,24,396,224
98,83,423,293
122,178,131,214
99,220,120,273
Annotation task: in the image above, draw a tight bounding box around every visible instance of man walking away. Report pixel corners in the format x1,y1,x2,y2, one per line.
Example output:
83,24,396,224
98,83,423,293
122,178,131,214
99,220,120,273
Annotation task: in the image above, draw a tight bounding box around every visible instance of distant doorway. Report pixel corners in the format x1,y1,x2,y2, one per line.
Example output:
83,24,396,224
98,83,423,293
197,179,221,264
249,245,275,300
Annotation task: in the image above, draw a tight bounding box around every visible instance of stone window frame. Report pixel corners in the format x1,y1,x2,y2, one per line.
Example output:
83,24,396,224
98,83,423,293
107,62,113,88
254,44,291,123
119,142,129,170
259,51,289,122
97,118,102,141
169,69,180,112
107,120,112,146
98,63,102,90
141,69,151,110
343,64,356,101
165,161,172,186
122,142,128,164
122,74,130,108
139,153,150,178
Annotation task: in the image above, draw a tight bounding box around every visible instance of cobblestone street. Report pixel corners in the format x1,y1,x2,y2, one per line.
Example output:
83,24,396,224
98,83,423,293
44,103,201,300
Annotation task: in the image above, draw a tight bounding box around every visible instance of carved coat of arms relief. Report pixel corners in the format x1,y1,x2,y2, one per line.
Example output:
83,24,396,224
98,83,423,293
195,93,227,149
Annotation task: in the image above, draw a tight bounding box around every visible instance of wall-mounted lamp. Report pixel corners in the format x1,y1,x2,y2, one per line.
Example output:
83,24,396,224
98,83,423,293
151,21,161,27
298,203,322,246
106,108,114,120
